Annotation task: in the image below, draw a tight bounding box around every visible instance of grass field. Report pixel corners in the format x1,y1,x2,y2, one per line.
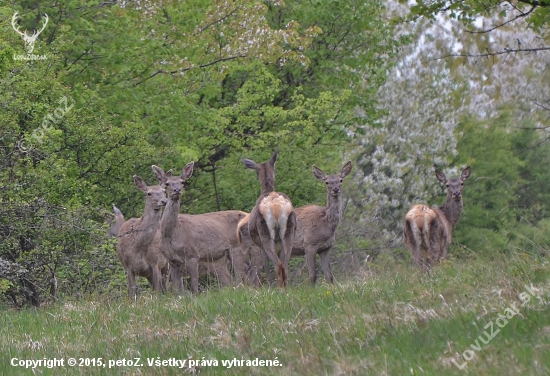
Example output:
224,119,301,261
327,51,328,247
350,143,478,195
1,251,549,375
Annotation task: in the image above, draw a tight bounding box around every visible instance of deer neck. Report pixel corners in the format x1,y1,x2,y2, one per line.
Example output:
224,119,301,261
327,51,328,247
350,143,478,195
326,193,343,229
136,202,162,247
260,178,275,195
161,196,181,238
440,195,463,228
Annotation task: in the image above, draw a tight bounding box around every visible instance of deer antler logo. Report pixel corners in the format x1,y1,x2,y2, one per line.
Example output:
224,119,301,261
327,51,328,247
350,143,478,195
11,12,49,54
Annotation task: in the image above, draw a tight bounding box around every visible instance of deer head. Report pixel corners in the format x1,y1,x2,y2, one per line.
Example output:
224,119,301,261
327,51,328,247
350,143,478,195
133,173,168,211
435,166,471,201
11,12,49,54
160,161,194,200
312,161,352,197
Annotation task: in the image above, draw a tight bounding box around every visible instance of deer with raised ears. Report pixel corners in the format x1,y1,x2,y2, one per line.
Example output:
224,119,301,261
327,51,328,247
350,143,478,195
291,161,352,285
11,12,49,54
108,204,125,237
238,151,297,288
159,162,248,294
403,166,471,269
116,166,169,300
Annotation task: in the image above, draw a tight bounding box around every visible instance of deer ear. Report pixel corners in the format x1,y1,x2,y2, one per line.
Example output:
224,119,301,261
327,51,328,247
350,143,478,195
133,175,148,193
435,170,447,184
152,165,166,185
112,204,123,216
461,166,471,181
166,169,173,178
341,161,352,178
268,151,278,167
182,161,194,181
312,166,326,181
242,158,259,171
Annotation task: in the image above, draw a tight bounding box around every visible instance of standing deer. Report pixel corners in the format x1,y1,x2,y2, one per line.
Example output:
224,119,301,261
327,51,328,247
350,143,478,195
237,151,296,288
291,161,352,285
403,166,471,268
158,162,248,294
116,166,169,300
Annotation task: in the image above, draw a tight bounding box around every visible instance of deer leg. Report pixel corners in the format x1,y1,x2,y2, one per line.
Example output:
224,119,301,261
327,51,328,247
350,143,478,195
160,264,169,293
279,212,296,287
212,258,232,287
151,266,162,293
170,264,184,295
126,269,137,301
305,248,318,285
319,248,334,284
261,250,275,286
187,258,200,294
247,246,266,287
428,230,441,267
406,221,424,268
230,246,248,286
261,236,284,288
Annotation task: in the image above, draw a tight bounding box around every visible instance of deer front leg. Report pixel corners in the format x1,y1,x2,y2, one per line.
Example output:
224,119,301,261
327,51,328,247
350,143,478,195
305,247,318,285
126,269,137,301
187,258,200,294
160,264,169,293
319,248,334,284
151,266,162,293
170,264,184,295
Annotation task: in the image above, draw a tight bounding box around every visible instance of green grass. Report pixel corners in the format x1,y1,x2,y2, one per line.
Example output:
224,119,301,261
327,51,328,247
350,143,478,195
1,251,549,375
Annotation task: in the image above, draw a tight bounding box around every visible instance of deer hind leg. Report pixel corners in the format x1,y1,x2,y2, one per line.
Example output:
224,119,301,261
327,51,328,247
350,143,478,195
259,228,283,287
279,211,296,287
427,228,442,267
212,257,232,287
406,220,424,268
319,248,334,284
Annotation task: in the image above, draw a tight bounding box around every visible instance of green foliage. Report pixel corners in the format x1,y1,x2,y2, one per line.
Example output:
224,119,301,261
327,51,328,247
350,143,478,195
0,0,397,305
452,114,522,252
406,0,550,29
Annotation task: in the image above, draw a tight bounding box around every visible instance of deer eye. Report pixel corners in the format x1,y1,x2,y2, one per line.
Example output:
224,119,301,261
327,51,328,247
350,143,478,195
340,179,343,183
445,184,450,187
147,192,152,196
325,181,329,185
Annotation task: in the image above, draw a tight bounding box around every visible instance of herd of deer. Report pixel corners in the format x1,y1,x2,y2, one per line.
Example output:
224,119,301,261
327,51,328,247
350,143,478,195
109,151,470,300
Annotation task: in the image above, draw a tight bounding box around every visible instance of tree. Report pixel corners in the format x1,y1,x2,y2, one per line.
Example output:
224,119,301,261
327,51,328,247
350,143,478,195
402,0,550,58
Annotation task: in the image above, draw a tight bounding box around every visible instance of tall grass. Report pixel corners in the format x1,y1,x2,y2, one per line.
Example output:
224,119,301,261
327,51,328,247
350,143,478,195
1,251,549,375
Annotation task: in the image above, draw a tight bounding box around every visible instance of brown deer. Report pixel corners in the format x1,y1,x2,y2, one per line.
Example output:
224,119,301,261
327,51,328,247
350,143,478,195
291,161,352,285
237,151,296,288
235,213,267,287
116,166,169,300
403,166,471,268
158,162,248,294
